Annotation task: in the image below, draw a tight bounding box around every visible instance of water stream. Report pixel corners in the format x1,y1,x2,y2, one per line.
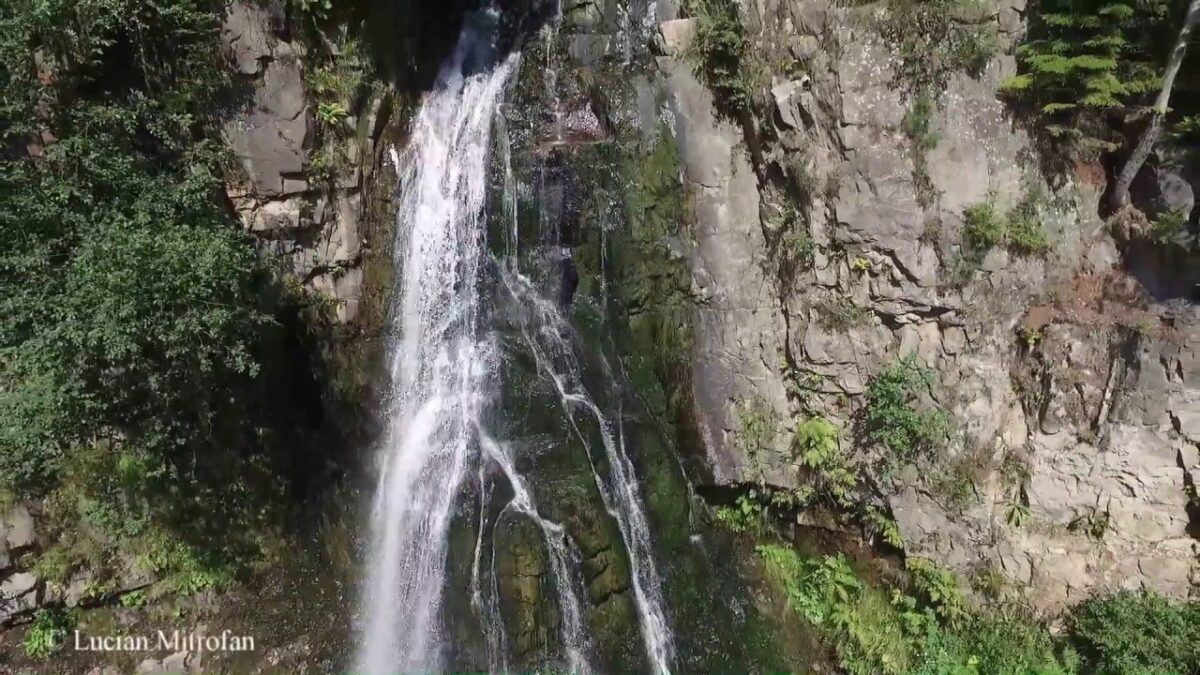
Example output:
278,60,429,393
356,16,517,672
357,10,675,674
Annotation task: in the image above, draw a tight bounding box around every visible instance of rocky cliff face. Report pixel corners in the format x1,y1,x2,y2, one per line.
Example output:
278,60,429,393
220,0,393,325
647,0,1198,610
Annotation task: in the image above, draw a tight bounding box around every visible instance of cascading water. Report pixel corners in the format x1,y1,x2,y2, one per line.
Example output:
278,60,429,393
358,8,678,674
498,268,675,672
356,15,517,672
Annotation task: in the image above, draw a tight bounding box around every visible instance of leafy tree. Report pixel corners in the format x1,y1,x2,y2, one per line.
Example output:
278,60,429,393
0,0,325,575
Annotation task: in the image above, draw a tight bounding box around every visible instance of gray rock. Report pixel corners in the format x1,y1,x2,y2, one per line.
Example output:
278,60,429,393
3,504,35,550
568,34,617,65
1155,167,1194,220
221,3,309,196
249,197,305,232
64,571,95,608
563,0,601,27
221,0,274,76
654,19,697,57
661,54,793,485
662,0,1198,611
771,79,808,130
162,650,193,672
1,571,39,621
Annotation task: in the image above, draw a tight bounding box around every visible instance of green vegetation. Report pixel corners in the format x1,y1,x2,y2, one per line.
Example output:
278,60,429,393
770,199,817,289
758,545,925,674
1067,589,1200,674
306,32,372,185
760,544,1080,674
915,613,1076,674
961,192,1053,266
1149,208,1190,244
612,128,696,437
0,0,339,592
1001,0,1172,148
906,558,967,627
755,534,1200,675
715,491,769,533
880,0,1000,93
119,589,147,608
875,1,998,210
792,416,858,509
734,396,780,474
817,297,871,332
864,506,905,549
23,608,77,660
902,93,942,209
1006,500,1032,528
686,0,754,118
862,354,950,465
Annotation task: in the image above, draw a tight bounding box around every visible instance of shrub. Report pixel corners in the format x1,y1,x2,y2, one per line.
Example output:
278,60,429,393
686,0,754,118
759,545,920,674
817,298,871,331
0,0,338,584
1067,589,1200,674
120,589,148,608
864,507,904,549
758,542,1103,675
906,558,967,628
962,201,1007,259
863,354,950,464
903,94,941,153
961,195,1052,265
734,396,779,468
916,613,1077,675
23,608,76,660
793,416,858,508
715,492,768,533
1004,194,1052,256
1149,208,1189,244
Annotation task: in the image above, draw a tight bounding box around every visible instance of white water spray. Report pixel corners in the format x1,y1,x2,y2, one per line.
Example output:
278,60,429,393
356,20,517,673
499,269,675,672
359,11,676,675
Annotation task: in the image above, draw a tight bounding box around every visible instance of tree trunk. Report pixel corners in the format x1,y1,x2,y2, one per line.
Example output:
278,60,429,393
1109,0,1200,212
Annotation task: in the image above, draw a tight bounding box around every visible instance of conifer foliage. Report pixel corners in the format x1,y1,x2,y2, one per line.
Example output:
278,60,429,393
1002,0,1173,147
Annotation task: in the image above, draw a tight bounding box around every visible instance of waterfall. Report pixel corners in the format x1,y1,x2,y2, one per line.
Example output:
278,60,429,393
356,16,517,672
358,9,676,674
499,268,675,671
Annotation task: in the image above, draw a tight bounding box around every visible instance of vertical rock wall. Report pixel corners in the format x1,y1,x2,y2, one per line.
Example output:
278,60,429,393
221,0,394,324
647,0,1198,610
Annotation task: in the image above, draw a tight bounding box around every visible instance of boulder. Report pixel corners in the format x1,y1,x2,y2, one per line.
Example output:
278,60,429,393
1,571,39,622
3,504,35,550
654,19,697,57
1154,166,1194,220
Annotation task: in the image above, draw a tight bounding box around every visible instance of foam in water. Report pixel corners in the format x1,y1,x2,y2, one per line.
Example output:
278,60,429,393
356,18,516,672
358,12,675,674
499,269,675,671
